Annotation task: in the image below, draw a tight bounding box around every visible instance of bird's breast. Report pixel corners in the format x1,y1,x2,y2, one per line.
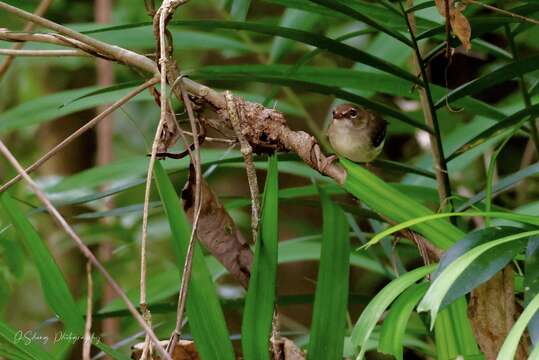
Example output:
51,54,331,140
328,123,382,163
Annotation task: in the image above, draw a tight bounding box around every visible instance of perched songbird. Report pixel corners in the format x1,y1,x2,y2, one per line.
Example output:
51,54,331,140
327,103,387,163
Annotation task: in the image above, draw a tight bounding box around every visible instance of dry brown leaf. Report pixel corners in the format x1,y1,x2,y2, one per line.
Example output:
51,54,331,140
450,5,472,51
434,0,451,17
271,337,305,360
182,164,253,287
131,340,200,360
433,0,472,51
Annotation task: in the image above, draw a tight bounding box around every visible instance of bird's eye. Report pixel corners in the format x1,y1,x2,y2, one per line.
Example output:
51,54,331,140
349,109,358,118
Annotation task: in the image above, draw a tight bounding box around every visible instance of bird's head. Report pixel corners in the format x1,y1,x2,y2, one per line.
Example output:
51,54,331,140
332,103,369,129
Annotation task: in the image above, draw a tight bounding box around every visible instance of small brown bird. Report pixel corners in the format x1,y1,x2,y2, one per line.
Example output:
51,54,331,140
327,103,387,164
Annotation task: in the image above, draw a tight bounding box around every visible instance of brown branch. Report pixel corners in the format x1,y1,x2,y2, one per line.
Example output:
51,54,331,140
0,2,158,74
0,77,159,194
224,91,260,243
83,261,93,360
0,140,172,360
0,0,53,81
0,48,89,56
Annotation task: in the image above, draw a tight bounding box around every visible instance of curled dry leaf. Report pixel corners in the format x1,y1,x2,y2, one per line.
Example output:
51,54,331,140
182,164,253,287
450,4,472,51
132,339,200,360
271,337,306,360
434,0,472,51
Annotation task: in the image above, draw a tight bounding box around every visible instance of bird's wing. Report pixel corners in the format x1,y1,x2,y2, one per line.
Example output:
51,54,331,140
370,117,387,148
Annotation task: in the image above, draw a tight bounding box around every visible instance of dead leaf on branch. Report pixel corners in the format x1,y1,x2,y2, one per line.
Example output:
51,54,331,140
271,337,306,360
182,164,253,287
132,339,200,360
435,0,472,51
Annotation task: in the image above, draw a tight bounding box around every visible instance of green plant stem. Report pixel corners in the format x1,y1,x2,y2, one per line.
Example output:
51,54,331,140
505,25,539,155
399,0,454,212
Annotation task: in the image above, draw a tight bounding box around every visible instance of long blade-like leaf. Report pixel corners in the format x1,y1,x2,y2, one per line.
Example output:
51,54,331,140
307,185,350,359
0,320,53,360
153,162,235,360
350,265,436,359
0,193,85,334
378,283,429,360
342,159,461,249
497,292,539,360
418,230,539,326
242,154,279,360
435,55,539,108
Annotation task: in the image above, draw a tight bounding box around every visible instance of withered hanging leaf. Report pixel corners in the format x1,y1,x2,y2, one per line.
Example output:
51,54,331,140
272,337,306,360
433,0,472,51
182,164,253,287
132,340,201,360
434,0,450,17
450,4,472,51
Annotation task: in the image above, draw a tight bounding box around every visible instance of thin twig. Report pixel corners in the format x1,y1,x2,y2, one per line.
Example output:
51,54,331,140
138,5,173,355
0,48,88,56
166,78,203,356
83,261,93,360
444,0,451,57
0,77,159,194
401,0,454,211
224,91,260,243
0,140,172,360
0,0,53,81
464,0,539,26
0,2,158,74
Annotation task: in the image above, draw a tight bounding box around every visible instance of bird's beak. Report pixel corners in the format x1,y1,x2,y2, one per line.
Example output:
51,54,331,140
333,111,343,119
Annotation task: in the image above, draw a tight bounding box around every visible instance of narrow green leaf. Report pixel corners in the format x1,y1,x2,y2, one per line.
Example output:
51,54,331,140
350,265,436,359
434,298,481,360
153,162,235,360
457,162,539,211
525,237,539,346
0,320,53,360
242,154,279,360
435,55,539,108
269,8,321,63
433,227,526,308
309,0,413,46
418,230,539,327
497,292,539,360
307,186,350,360
0,85,152,134
191,69,428,131
447,103,539,161
378,283,429,360
342,159,461,250
0,193,85,334
230,0,251,20
169,21,420,84
366,211,539,247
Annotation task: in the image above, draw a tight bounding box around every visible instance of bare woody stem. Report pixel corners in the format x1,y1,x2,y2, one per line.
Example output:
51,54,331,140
0,49,89,56
0,140,172,360
83,261,93,360
401,0,454,210
224,91,261,243
0,77,160,194
0,1,158,74
0,0,53,81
